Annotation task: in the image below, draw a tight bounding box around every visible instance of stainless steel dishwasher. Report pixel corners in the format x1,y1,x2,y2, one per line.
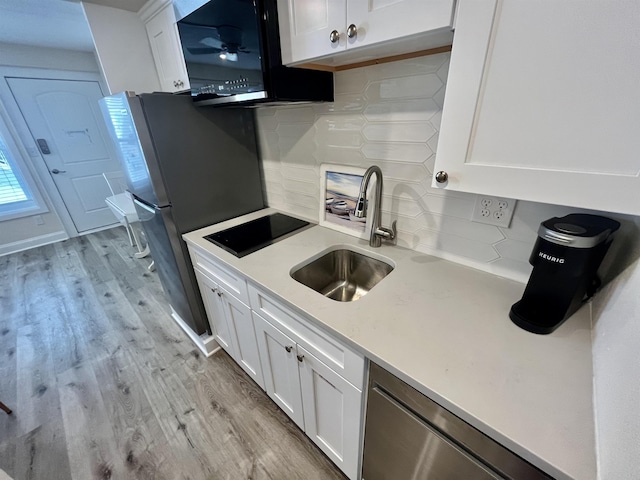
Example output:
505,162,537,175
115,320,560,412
362,363,552,480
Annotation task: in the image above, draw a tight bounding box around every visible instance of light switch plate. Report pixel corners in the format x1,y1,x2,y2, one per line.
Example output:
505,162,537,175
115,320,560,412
471,195,516,228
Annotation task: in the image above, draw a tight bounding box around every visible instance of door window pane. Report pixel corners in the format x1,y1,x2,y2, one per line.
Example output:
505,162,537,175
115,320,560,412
0,116,46,220
0,134,30,204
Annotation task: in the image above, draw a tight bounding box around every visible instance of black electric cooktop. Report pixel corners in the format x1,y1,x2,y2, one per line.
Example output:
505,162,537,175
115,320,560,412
204,213,310,258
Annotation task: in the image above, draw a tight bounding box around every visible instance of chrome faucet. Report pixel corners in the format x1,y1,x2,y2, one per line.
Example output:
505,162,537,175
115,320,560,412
354,166,397,247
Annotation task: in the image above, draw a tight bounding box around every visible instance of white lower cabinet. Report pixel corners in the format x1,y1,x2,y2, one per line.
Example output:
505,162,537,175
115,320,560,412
253,311,305,428
187,245,364,480
195,268,234,353
194,267,264,389
220,289,264,390
297,344,362,480
254,311,363,480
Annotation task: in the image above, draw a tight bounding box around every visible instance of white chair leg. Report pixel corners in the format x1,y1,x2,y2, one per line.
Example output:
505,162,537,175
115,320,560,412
130,222,151,259
135,245,151,259
124,218,134,247
130,222,144,253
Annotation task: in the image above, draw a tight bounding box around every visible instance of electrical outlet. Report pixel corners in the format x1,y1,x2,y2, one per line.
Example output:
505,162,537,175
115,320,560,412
472,195,516,228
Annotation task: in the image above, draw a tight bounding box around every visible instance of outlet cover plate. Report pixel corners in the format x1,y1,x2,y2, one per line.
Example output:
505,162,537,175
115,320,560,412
472,195,516,228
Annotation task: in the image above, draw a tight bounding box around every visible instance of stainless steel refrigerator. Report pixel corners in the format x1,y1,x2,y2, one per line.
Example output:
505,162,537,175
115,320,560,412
99,92,265,335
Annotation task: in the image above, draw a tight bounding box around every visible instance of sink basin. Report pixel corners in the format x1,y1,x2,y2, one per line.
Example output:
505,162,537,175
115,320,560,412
290,247,394,302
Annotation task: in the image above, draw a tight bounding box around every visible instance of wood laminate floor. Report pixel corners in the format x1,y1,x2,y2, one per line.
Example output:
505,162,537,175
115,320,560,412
0,227,347,480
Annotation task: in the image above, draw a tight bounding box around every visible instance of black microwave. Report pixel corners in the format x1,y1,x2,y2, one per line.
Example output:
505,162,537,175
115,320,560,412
176,0,333,106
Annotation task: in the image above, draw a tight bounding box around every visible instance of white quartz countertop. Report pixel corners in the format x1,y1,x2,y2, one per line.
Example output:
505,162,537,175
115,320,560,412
183,208,596,480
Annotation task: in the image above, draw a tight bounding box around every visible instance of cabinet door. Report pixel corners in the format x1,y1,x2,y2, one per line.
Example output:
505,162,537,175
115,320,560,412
195,269,235,358
277,0,347,64
253,312,305,429
145,4,190,92
298,345,362,480
434,0,640,216
220,290,265,389
347,0,454,49
194,270,234,356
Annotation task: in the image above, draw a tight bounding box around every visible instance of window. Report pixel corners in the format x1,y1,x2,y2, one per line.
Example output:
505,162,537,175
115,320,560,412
0,111,47,221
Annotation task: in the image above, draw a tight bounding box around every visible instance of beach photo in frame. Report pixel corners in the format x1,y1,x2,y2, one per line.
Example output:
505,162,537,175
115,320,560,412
319,164,375,240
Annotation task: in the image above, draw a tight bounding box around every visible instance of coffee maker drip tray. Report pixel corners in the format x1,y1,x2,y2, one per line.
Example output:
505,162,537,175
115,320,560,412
204,213,310,258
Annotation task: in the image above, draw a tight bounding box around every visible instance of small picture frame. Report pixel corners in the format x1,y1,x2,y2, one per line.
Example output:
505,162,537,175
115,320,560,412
319,164,374,239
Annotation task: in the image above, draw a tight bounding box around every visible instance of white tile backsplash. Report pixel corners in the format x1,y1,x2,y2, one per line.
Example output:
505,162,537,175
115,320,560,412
254,52,636,283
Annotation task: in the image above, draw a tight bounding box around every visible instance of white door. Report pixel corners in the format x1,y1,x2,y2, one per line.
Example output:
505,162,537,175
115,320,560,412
253,311,305,429
347,0,454,49
277,0,347,64
195,270,235,356
145,4,190,92
297,345,362,480
221,289,264,389
433,0,640,216
7,77,122,233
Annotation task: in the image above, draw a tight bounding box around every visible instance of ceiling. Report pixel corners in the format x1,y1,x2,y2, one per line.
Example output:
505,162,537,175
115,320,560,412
79,0,148,13
0,0,148,53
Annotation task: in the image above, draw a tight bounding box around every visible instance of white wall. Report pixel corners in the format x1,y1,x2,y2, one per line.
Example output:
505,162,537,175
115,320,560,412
591,232,640,479
0,42,99,72
255,53,640,477
82,2,161,94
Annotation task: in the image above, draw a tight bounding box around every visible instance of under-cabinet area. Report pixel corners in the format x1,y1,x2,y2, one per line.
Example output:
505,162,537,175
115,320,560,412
183,208,597,480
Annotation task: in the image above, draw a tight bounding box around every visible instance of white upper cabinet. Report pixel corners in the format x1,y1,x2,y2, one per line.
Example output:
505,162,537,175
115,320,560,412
278,0,347,65
278,0,455,66
143,2,190,92
433,0,640,216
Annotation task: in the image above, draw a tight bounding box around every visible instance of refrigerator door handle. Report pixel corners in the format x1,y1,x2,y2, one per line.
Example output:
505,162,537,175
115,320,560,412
133,198,157,214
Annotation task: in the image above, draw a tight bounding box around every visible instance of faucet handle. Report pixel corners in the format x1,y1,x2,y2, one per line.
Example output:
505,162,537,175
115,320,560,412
354,197,366,218
375,220,397,243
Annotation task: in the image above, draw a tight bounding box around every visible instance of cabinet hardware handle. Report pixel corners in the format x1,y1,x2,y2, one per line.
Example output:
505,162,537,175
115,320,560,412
435,171,448,184
347,24,357,39
211,287,217,293
173,81,178,87
285,345,293,353
51,169,67,174
217,290,223,297
329,30,340,43
296,354,304,363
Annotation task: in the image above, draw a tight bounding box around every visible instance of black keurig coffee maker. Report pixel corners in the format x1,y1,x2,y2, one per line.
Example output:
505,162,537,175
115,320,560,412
510,214,620,334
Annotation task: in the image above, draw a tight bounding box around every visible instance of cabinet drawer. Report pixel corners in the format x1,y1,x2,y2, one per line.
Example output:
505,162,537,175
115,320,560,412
190,248,249,305
249,285,365,389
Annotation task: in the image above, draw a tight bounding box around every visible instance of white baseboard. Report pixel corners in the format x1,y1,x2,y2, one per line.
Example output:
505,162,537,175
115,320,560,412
170,306,220,357
0,231,69,257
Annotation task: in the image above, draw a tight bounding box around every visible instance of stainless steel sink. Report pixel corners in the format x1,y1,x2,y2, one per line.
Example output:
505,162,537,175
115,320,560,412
290,248,394,302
